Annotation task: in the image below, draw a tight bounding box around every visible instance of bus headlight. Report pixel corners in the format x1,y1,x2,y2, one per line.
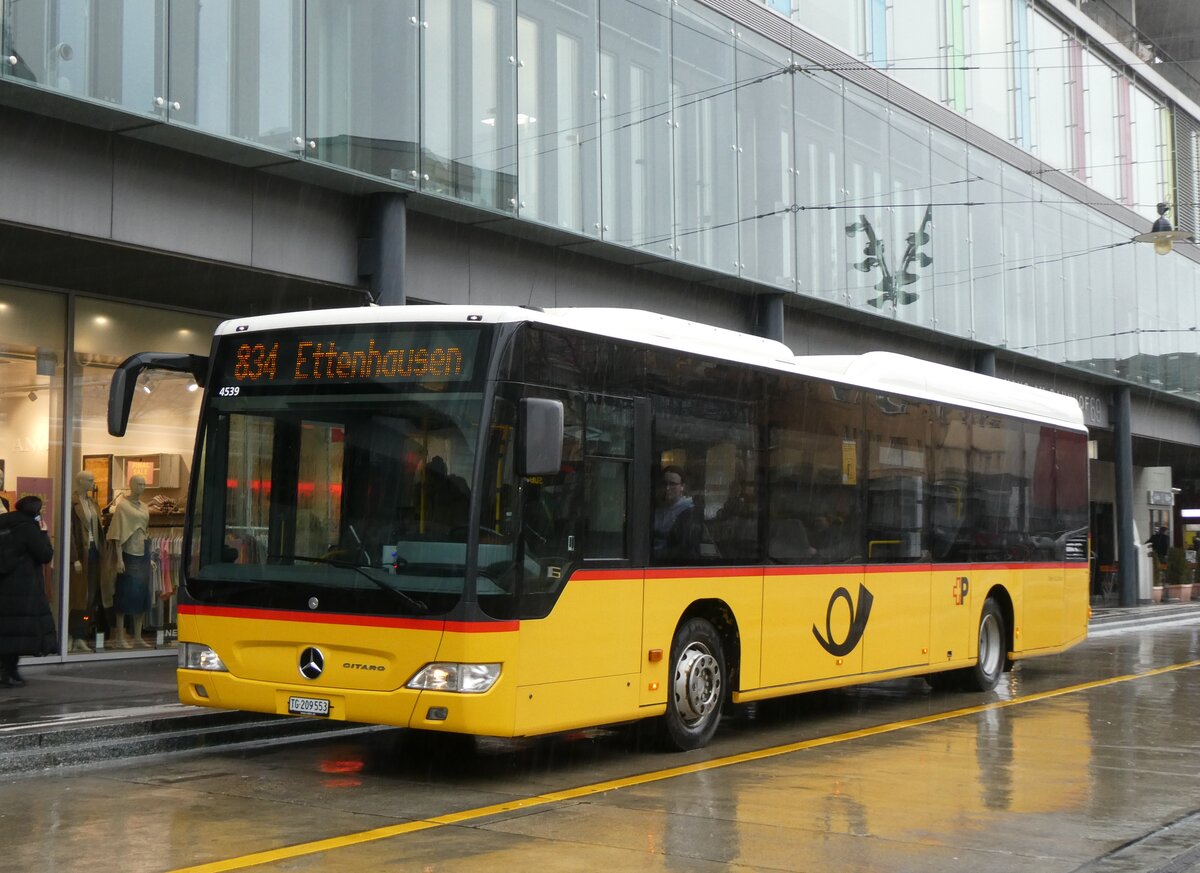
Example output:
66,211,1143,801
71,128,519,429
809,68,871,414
406,662,501,693
179,643,228,672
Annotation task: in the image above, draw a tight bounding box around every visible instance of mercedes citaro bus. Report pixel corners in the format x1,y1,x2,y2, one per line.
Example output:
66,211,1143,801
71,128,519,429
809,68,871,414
108,306,1088,750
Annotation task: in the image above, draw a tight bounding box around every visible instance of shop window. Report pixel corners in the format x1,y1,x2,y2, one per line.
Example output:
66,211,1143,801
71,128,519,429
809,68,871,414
0,286,66,650
71,298,220,656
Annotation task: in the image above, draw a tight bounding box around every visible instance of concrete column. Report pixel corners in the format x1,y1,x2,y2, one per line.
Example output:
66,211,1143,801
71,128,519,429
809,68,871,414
756,293,785,343
1113,386,1137,606
974,349,996,376
369,193,407,306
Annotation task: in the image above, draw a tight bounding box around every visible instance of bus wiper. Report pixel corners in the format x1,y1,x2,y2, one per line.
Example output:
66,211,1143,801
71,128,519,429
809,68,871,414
270,553,428,614
349,565,428,614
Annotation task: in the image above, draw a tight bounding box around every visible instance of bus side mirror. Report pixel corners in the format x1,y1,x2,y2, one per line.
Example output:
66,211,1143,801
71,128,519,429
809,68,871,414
518,398,563,478
108,352,209,437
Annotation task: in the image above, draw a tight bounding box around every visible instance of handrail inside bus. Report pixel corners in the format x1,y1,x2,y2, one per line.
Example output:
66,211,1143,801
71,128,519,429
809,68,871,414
108,351,209,437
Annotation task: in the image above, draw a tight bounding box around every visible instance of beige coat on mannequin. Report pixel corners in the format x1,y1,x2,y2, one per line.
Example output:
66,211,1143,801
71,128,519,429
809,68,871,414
106,475,150,648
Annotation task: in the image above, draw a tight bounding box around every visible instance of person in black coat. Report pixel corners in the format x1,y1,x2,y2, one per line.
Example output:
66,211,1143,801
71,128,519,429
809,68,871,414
0,495,57,687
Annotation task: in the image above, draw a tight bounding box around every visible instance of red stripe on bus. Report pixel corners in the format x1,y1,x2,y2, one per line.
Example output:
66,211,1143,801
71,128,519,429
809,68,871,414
177,604,518,633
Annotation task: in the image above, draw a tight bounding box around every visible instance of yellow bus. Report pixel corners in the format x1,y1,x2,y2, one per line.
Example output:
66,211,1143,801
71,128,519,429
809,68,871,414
108,306,1089,751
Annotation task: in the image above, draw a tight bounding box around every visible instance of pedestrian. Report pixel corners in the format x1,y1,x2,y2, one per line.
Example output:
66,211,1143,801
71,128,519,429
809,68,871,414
0,495,57,687
1146,526,1169,564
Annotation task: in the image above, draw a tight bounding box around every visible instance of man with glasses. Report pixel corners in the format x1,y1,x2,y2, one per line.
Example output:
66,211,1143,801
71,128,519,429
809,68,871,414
653,465,700,563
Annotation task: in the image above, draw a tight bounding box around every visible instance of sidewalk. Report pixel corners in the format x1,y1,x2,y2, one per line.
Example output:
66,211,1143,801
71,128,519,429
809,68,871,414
0,655,378,775
1,600,1198,775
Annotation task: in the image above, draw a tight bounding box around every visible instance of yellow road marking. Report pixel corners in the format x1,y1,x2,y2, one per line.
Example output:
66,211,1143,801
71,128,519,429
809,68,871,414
171,658,1200,873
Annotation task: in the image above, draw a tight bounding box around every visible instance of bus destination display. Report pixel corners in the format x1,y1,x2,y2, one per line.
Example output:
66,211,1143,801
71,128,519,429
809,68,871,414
222,328,479,387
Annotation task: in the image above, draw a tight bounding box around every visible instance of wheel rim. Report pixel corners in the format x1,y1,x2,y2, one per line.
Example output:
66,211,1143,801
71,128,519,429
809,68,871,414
979,612,1001,678
673,642,721,725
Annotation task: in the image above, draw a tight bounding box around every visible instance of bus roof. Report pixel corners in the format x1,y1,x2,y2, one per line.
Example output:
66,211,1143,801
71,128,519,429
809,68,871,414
216,305,1085,431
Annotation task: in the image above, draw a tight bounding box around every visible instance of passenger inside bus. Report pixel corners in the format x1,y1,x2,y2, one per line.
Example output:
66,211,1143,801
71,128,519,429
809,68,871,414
653,465,701,563
712,477,759,562
767,485,817,563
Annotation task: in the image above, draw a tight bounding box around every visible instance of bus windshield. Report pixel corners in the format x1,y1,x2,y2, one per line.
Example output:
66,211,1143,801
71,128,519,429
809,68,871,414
185,325,491,616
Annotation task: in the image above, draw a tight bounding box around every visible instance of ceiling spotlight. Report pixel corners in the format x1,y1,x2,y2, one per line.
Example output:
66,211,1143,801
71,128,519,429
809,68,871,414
187,382,199,392
27,391,37,402
142,384,152,394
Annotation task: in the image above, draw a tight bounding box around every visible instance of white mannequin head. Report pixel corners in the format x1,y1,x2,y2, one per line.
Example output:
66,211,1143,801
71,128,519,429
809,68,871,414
129,474,146,500
75,469,95,497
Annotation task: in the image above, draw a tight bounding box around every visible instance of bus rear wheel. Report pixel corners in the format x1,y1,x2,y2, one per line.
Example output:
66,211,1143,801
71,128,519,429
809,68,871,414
963,597,1006,691
660,617,725,751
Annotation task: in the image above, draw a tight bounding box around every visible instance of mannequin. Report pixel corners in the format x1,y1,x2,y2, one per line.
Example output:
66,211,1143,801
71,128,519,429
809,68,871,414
106,475,152,648
69,470,102,653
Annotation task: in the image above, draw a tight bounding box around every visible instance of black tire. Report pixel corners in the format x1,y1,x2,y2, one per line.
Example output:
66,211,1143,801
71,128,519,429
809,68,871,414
963,597,1006,691
660,617,726,751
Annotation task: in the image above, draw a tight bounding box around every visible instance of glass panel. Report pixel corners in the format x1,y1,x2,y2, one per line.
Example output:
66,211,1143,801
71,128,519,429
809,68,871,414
965,0,1011,140
516,0,601,235
1083,48,1118,199
72,298,219,654
422,0,517,210
1002,163,1035,356
1130,88,1165,217
1,0,165,117
650,378,758,567
931,406,970,561
1082,212,1117,376
795,64,844,302
305,0,419,182
599,0,672,255
1129,242,1161,384
968,148,1004,345
1030,12,1069,171
888,0,942,99
866,395,927,563
844,84,892,313
794,0,864,59
671,1,737,272
889,109,934,329
767,379,863,565
0,286,65,658
168,0,304,151
968,413,1026,561
1110,227,1137,380
1031,183,1065,360
930,128,971,337
735,30,793,290
1059,200,1090,367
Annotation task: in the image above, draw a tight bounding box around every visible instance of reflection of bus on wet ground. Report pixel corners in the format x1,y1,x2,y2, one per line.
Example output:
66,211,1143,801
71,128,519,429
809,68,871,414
108,306,1089,750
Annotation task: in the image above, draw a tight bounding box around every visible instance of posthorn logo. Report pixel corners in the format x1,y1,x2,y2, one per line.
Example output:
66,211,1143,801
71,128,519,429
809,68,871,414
812,584,874,657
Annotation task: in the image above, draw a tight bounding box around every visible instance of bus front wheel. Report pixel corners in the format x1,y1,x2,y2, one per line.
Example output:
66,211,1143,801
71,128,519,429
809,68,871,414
660,617,725,751
964,597,1006,692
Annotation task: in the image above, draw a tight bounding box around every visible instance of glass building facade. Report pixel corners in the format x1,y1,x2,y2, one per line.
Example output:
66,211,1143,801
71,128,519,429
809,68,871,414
1,0,1196,401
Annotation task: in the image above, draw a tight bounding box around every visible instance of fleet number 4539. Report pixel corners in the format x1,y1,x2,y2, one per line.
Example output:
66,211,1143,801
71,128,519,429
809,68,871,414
218,386,240,396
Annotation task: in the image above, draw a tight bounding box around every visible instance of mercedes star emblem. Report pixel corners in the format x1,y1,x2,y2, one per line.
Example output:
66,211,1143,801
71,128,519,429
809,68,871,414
308,596,319,610
299,646,325,680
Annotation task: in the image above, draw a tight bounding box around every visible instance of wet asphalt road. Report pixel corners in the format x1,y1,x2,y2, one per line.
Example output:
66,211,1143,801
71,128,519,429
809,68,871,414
1,617,1198,873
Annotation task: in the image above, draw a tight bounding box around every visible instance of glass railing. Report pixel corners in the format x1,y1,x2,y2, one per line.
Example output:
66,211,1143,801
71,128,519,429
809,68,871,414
2,0,1199,401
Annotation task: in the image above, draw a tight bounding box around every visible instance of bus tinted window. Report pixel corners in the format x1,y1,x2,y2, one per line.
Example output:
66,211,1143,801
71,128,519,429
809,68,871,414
866,396,929,563
651,389,759,567
767,380,863,565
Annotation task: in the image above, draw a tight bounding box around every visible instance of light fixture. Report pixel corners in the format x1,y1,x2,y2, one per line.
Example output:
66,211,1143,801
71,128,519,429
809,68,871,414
27,391,37,402
1133,202,1193,255
187,382,199,392
142,384,152,394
